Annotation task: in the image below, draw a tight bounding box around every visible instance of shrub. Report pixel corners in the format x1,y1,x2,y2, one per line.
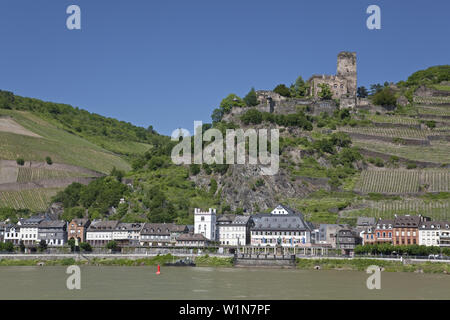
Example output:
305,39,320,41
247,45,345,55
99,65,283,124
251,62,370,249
241,109,262,125
425,120,436,129
372,88,397,107
406,162,417,169
80,242,92,252
45,156,53,165
209,179,218,195
189,164,200,176
106,240,118,251
374,157,384,167
16,158,25,166
318,83,333,100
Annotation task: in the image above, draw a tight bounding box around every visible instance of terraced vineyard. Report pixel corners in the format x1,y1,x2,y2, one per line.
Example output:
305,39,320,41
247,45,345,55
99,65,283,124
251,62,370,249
366,114,420,125
0,188,62,211
355,170,450,194
342,199,450,220
417,106,450,116
16,167,91,183
353,140,450,163
339,126,435,139
414,96,450,104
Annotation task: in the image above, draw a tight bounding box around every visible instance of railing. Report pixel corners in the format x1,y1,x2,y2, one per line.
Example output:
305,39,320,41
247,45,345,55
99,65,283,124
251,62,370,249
235,253,295,261
354,254,450,260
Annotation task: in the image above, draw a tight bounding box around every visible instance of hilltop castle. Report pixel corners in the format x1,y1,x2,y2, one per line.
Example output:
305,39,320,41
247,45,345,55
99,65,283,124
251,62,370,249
308,51,357,108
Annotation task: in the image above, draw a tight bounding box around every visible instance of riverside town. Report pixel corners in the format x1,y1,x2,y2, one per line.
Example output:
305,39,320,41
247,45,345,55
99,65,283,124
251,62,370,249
1,204,450,262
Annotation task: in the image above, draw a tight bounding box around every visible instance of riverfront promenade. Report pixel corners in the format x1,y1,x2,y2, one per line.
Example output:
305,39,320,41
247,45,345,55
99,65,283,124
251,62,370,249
1,252,450,264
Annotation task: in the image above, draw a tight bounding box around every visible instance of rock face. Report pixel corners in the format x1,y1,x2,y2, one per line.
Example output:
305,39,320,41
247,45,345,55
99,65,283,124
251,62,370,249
396,95,410,107
190,164,329,212
415,85,450,97
46,202,64,220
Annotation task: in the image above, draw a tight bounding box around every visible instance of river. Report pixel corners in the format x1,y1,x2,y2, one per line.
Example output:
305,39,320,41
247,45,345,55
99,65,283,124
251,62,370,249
0,266,449,299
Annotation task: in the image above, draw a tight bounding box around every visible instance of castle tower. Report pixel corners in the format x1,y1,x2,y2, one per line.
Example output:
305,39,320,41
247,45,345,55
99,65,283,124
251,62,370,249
336,51,357,96
194,208,217,241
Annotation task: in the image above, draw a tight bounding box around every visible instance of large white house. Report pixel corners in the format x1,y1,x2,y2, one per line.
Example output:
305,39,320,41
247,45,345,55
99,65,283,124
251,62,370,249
86,220,119,246
4,224,20,245
250,205,313,247
194,208,217,241
112,222,144,246
18,216,47,245
419,221,450,247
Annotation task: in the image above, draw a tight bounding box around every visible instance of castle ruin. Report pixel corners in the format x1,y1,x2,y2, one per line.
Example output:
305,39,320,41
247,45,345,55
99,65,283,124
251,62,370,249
308,51,357,108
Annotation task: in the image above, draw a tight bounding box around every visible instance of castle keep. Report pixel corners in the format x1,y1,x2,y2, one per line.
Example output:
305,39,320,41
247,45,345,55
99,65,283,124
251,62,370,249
308,51,357,107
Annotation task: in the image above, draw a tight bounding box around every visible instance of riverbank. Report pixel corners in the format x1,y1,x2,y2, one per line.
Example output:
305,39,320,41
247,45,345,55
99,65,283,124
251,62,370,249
1,254,450,273
0,254,234,268
295,258,450,274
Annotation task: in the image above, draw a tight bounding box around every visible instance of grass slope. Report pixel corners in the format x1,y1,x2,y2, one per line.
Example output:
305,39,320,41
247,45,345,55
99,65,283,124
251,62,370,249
0,110,130,173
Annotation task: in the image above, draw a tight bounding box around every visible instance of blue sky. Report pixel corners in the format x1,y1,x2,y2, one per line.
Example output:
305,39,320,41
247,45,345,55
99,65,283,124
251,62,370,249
0,0,448,135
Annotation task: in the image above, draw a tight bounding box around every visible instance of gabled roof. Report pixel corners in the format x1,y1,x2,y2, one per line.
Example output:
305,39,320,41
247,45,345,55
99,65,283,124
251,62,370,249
232,215,251,225
87,220,119,231
271,204,296,215
20,215,48,226
115,222,144,232
176,233,209,242
393,215,422,228
217,214,236,223
251,213,311,231
357,217,376,226
419,221,450,230
38,220,66,229
70,219,90,227
141,223,188,235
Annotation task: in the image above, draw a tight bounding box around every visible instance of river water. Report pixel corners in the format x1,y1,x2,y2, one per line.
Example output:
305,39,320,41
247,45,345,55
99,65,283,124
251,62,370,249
0,266,449,300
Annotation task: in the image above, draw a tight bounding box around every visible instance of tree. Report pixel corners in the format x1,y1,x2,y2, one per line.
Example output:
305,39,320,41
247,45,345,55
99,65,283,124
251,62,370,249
67,238,76,252
110,166,124,182
19,240,25,253
317,83,333,100
357,86,369,98
45,156,53,165
243,87,259,107
369,83,383,95
219,94,245,114
211,108,224,123
291,76,307,97
16,158,24,166
273,84,291,97
4,242,14,252
39,239,48,252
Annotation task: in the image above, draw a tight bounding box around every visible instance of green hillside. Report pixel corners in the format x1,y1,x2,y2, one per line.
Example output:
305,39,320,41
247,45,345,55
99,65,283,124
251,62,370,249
1,64,449,224
0,109,130,173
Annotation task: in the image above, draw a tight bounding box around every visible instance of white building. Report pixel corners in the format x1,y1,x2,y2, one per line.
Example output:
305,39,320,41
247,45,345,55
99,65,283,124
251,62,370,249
112,222,144,245
194,208,217,241
18,216,46,245
4,224,20,245
217,215,252,246
250,205,313,247
86,220,119,246
419,221,450,247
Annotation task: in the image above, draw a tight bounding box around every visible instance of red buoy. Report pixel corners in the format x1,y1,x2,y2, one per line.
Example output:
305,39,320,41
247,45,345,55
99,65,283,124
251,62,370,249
156,264,161,275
